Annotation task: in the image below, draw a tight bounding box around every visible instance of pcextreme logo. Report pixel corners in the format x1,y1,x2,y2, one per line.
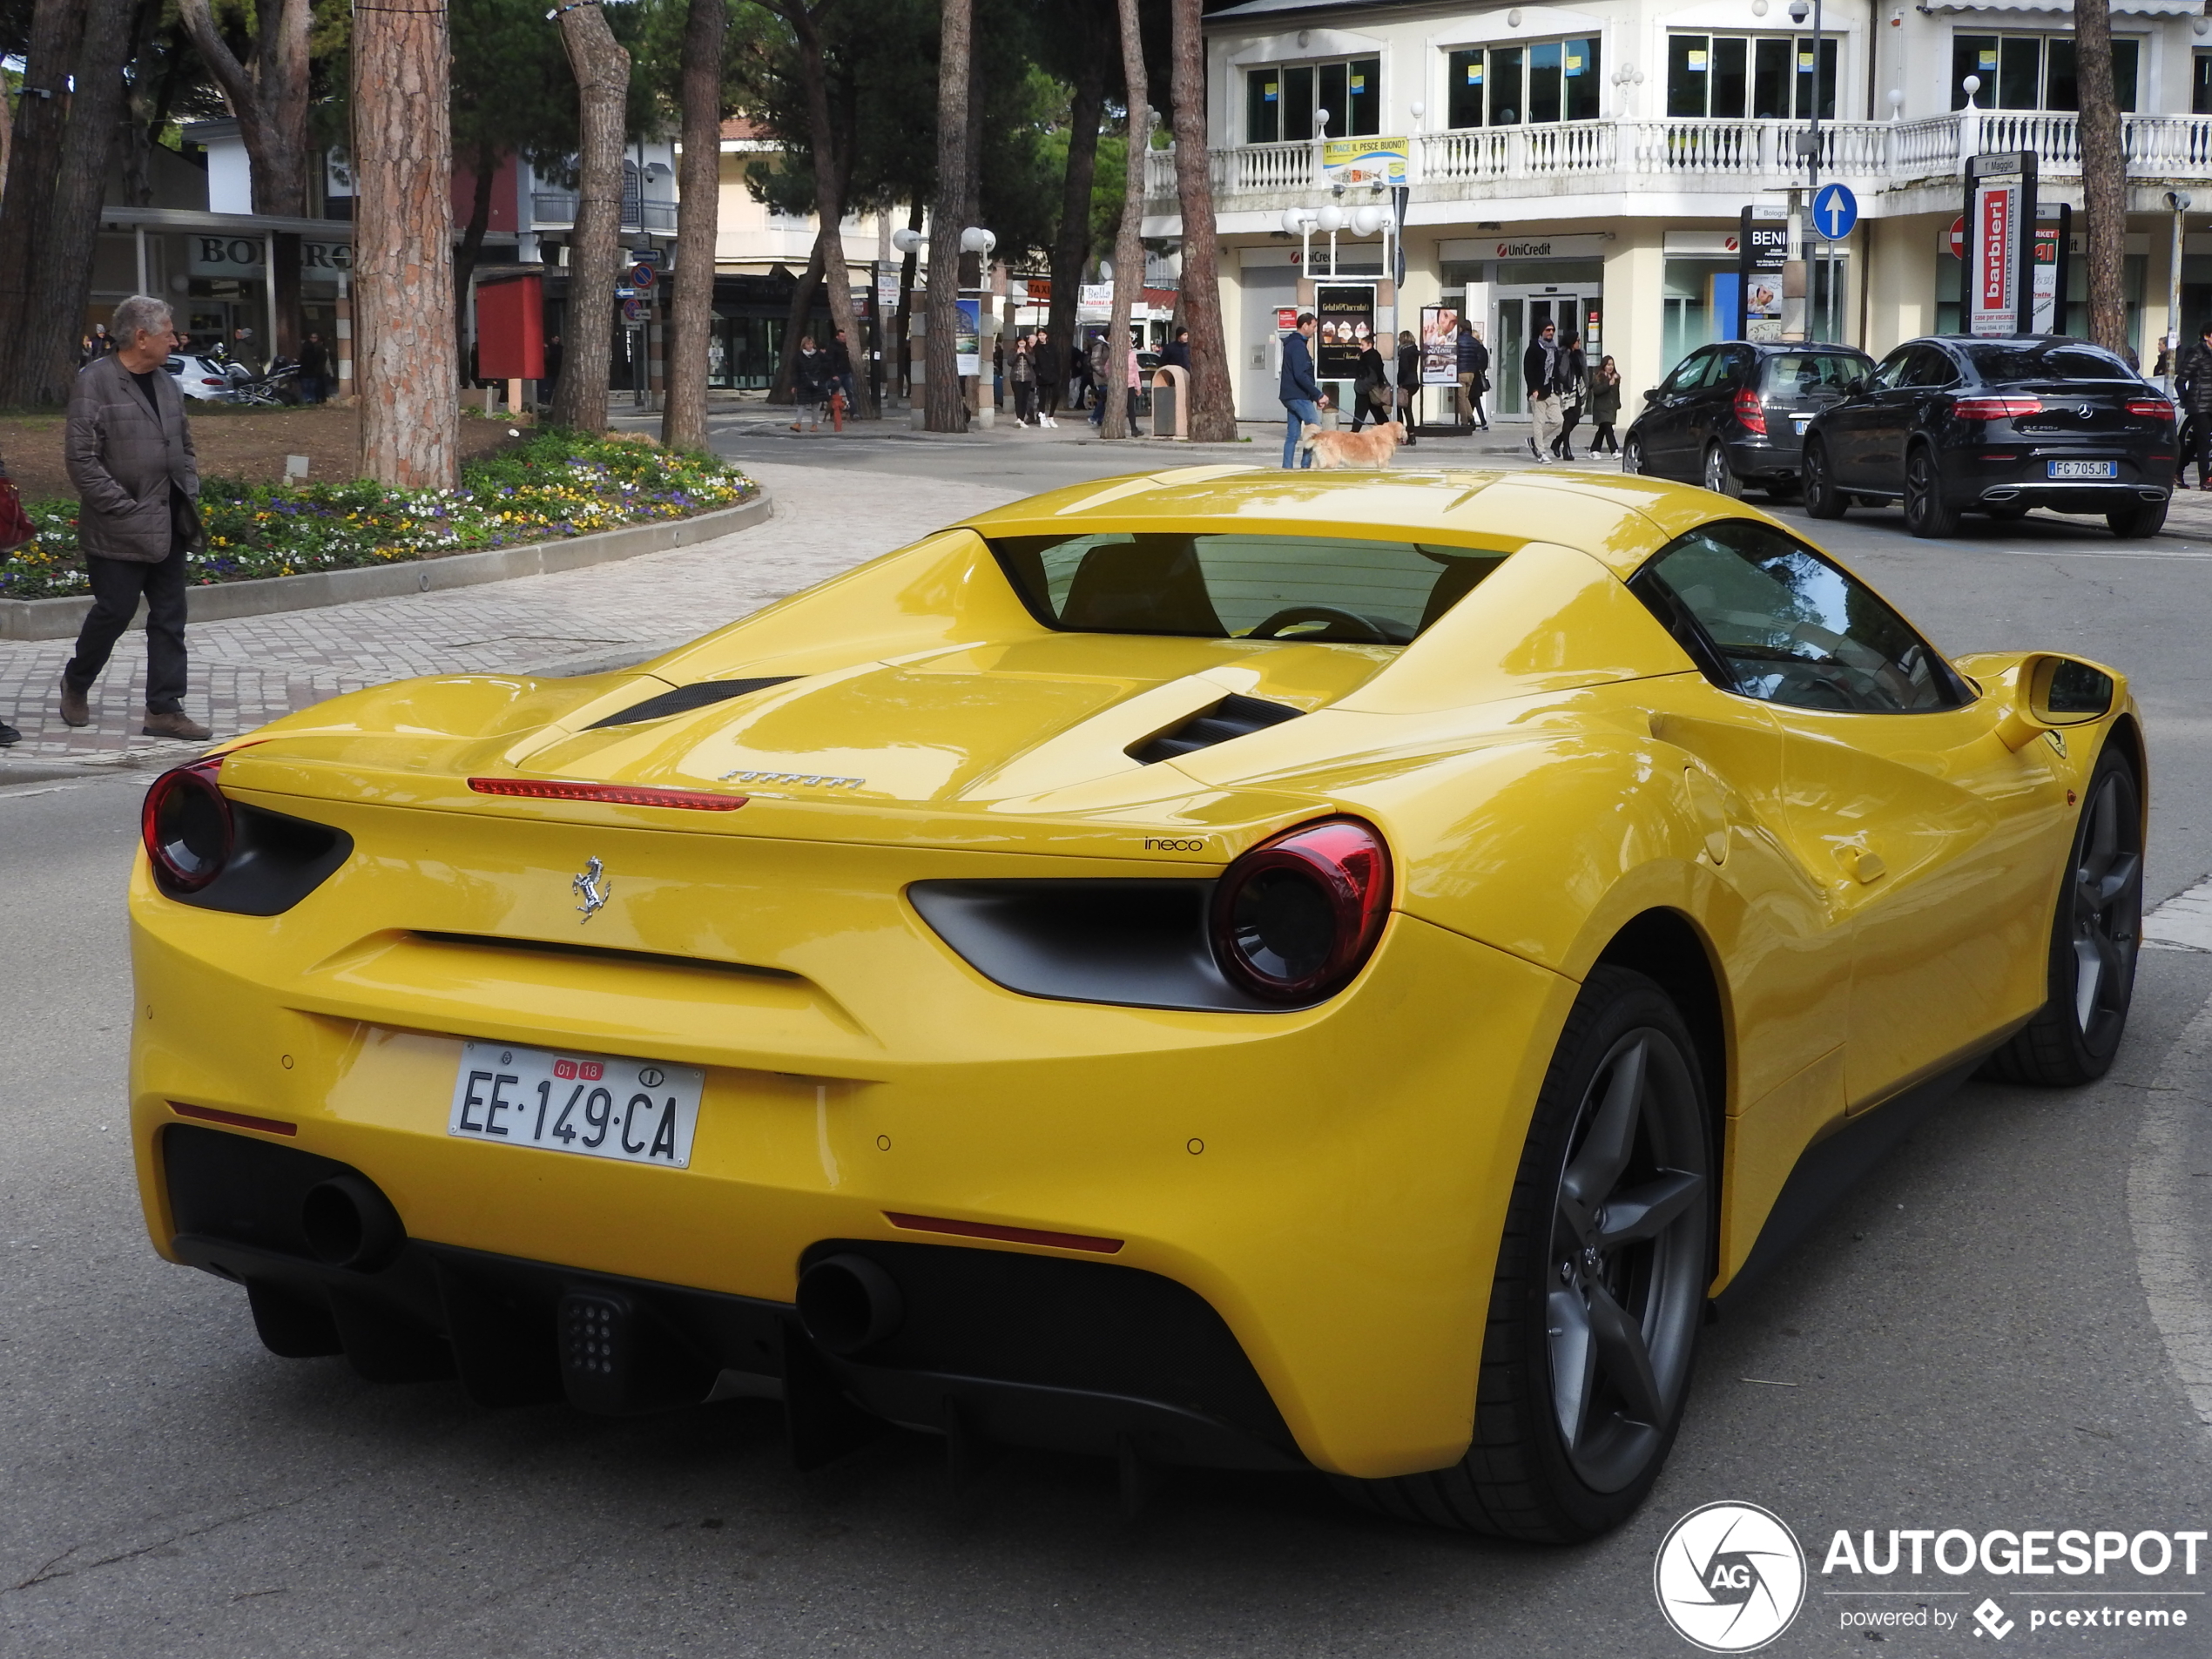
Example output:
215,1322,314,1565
1655,1501,1809,1652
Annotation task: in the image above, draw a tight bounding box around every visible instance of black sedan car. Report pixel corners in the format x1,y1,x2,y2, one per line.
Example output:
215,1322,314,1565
1622,340,1874,497
1801,335,2175,538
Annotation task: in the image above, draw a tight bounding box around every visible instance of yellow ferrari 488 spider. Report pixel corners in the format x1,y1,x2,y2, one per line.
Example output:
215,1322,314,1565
129,467,2142,1541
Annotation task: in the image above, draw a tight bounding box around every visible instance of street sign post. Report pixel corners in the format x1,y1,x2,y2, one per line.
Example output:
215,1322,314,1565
1811,183,1858,241
1965,151,2037,338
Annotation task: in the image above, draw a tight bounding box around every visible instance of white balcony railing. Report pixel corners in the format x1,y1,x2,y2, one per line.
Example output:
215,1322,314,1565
1143,111,2212,207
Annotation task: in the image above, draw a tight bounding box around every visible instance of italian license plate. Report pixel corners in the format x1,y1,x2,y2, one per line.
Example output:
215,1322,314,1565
448,1042,705,1168
1793,417,1810,435
2048,460,2117,480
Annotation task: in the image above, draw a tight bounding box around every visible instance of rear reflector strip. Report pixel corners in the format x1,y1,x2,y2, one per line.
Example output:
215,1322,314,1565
885,1211,1124,1254
468,779,749,811
169,1102,298,1136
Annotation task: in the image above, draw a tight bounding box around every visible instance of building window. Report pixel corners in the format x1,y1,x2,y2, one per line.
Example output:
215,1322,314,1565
2196,51,2212,114
1666,34,1836,121
1445,37,1601,127
1951,34,2138,112
1245,56,1380,143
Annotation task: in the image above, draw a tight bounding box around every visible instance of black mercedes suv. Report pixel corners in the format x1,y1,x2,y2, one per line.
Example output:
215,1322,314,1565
1800,335,2175,538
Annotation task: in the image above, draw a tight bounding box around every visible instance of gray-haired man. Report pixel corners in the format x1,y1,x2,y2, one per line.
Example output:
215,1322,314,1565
57,294,212,742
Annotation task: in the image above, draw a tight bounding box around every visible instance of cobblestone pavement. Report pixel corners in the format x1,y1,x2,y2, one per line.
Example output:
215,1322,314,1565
0,462,1022,767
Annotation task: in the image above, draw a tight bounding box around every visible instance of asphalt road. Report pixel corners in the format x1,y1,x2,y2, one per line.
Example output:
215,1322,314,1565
5,435,2212,1657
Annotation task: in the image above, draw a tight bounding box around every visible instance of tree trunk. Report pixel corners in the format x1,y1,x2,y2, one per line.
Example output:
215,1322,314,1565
924,0,971,431
1048,12,1106,392
1100,0,1147,442
661,0,726,452
1170,0,1233,441
9,0,134,406
454,143,499,385
353,0,459,486
2074,0,2128,355
778,0,873,420
550,0,631,434
0,0,90,402
176,0,311,217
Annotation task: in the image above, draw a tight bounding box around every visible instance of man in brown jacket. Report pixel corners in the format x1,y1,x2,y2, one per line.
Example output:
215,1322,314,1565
58,294,212,741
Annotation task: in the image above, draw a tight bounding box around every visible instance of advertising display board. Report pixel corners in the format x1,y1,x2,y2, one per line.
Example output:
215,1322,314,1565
2032,206,2071,336
1420,306,1461,384
1314,285,1374,379
1737,207,1787,342
1966,151,2037,338
1320,137,1407,188
954,298,981,377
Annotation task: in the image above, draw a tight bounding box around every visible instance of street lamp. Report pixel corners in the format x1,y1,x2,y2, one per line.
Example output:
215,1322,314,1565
2166,191,2192,374
1791,0,1827,341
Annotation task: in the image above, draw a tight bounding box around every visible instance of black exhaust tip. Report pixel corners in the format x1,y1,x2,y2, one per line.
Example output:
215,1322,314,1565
300,1172,405,1271
795,1253,904,1356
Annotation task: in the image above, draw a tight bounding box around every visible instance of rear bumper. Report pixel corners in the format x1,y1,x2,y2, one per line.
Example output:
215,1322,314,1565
1941,446,2171,509
163,1123,1304,1472
130,867,1573,1479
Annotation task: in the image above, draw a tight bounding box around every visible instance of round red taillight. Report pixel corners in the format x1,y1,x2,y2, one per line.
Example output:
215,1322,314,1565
1210,818,1393,1003
141,760,233,894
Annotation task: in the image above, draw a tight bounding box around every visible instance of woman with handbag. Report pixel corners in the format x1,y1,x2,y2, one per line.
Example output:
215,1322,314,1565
1395,329,1420,447
1350,338,1390,432
1549,331,1588,462
1588,355,1623,455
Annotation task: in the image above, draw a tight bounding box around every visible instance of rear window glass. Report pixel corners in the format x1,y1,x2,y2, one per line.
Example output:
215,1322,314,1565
1764,353,1869,392
990,532,1509,644
1958,341,2137,382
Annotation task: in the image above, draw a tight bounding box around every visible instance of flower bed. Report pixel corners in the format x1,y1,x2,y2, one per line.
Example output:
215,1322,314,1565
0,429,756,600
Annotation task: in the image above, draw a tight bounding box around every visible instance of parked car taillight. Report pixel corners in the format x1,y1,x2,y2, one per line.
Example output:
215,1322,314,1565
142,759,233,893
199,377,229,387
1952,395,2044,420
1210,818,1392,1003
1732,386,1766,435
2126,397,2175,420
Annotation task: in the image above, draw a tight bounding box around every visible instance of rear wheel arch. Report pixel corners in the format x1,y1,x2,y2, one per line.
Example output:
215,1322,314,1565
1592,909,1729,1123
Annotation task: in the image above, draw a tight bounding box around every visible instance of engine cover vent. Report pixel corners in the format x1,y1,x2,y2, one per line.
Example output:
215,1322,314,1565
1128,694,1303,765
585,677,796,730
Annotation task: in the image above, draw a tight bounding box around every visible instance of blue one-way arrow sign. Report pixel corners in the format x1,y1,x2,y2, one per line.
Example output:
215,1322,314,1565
1812,183,1859,241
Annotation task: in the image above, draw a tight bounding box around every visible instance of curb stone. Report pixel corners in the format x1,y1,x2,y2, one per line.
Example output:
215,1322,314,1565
0,490,772,642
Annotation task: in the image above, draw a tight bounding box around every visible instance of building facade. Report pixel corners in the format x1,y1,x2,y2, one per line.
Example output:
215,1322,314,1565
1146,0,2212,422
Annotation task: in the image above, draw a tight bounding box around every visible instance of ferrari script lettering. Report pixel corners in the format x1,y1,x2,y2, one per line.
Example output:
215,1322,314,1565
718,770,866,788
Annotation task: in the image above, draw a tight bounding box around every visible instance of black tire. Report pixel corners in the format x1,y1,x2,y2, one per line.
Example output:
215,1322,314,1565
1622,434,1649,475
1701,442,1743,500
1979,745,2142,1087
2107,497,2169,539
1903,443,1961,537
1336,967,1712,1541
1802,437,1846,518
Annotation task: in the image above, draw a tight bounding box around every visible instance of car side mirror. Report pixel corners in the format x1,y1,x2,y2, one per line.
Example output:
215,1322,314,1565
1643,388,1661,403
1846,375,1868,395
1994,653,2116,750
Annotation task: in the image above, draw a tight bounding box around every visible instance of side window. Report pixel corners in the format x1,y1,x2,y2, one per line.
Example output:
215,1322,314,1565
1905,347,1959,388
1629,521,1970,713
1664,349,1717,393
1719,347,1757,386
1869,347,1916,391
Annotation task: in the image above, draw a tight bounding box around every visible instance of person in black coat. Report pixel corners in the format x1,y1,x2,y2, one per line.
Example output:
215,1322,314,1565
1350,339,1390,432
1455,318,1490,430
1034,334,1064,427
2178,320,2212,489
1395,328,1420,446
1161,327,1191,372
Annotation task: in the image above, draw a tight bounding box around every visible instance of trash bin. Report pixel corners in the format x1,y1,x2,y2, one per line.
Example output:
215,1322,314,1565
1151,378,1177,438
1150,365,1190,440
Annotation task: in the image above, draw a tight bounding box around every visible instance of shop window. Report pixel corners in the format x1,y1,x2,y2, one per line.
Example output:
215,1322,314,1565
1245,56,1380,143
1952,33,2137,111
1445,37,1600,127
1668,34,1835,120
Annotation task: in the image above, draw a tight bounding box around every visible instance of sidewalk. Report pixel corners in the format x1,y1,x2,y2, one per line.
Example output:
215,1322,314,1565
0,462,1022,767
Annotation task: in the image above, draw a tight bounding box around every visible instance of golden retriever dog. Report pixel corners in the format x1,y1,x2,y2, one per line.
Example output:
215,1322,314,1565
1300,418,1405,470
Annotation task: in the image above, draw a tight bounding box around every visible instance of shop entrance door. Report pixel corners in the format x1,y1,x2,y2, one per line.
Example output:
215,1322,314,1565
1492,290,1603,418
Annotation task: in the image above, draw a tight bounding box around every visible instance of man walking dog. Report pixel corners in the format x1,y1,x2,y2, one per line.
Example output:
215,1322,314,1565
57,294,212,741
